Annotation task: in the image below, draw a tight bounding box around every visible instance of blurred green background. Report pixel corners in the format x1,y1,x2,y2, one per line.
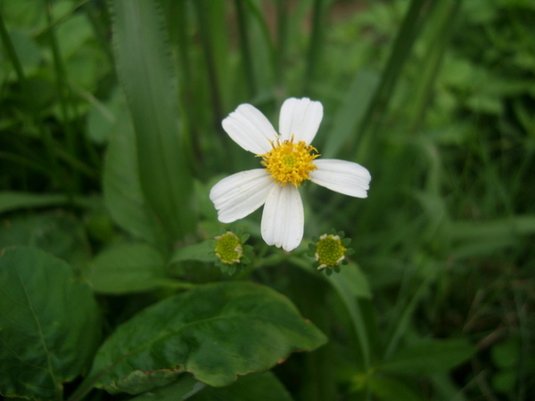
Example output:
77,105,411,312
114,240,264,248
1,0,534,400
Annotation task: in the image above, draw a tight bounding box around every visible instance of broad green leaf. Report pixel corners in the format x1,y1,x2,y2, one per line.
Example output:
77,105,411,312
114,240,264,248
102,109,167,246
380,338,474,374
89,243,167,294
0,247,100,401
130,372,293,401
109,0,195,243
90,282,326,394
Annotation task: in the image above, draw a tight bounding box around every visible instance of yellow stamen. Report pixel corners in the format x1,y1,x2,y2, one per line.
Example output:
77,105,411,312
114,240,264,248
261,139,319,186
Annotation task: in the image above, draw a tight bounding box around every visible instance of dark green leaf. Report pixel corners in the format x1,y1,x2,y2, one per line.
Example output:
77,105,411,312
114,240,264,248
90,282,326,394
0,247,100,400
380,339,474,374
89,243,166,294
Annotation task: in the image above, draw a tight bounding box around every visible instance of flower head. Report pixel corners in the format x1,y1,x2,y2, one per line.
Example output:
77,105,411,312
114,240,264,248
209,97,371,252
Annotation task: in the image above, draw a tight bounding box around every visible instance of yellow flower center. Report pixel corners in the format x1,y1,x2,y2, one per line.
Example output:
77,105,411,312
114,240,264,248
261,140,319,186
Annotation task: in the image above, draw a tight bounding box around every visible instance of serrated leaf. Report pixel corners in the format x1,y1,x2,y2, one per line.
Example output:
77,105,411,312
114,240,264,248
109,0,195,242
380,338,474,374
89,282,326,394
89,243,166,294
0,247,101,400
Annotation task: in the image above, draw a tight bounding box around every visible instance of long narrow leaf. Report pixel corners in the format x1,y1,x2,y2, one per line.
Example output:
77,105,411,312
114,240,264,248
109,0,195,244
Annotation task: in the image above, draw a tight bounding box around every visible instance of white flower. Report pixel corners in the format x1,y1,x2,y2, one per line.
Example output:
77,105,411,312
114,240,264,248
209,97,371,252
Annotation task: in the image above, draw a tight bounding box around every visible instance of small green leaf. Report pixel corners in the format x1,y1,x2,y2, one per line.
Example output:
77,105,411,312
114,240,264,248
0,247,101,401
90,282,326,394
89,243,166,294
380,339,474,374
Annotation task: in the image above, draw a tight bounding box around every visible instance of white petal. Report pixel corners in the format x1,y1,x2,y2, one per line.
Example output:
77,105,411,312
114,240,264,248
278,97,323,144
261,185,304,252
209,169,274,223
222,104,278,154
310,159,371,198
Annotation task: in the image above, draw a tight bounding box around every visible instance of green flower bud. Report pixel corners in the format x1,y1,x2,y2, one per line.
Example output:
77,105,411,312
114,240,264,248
214,231,243,265
314,233,349,271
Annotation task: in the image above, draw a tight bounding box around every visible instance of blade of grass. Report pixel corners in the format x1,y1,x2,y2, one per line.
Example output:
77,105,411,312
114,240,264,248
109,0,196,244
406,1,461,132
356,0,433,161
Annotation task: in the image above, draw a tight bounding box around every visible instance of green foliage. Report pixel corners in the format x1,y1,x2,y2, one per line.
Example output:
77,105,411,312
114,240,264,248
89,282,326,393
89,243,166,294
0,247,100,401
109,0,195,245
1,0,534,400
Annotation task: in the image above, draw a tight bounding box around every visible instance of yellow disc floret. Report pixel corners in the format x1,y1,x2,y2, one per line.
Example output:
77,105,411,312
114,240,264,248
261,139,319,186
